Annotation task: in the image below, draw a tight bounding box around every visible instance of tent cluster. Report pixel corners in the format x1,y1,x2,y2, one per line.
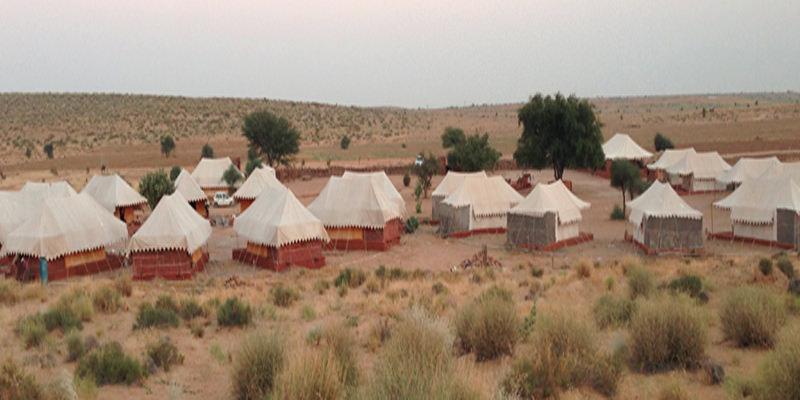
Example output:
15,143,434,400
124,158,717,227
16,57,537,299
191,157,244,196
437,175,522,237
647,148,731,192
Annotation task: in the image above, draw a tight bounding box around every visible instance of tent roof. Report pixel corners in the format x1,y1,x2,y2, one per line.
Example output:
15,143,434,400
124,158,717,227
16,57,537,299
191,157,243,189
647,148,697,170
442,176,523,217
602,133,653,160
716,157,781,185
128,192,211,254
628,181,702,226
0,193,128,260
174,169,208,202
758,161,800,181
308,176,404,229
21,181,77,199
234,185,329,247
663,151,731,179
714,178,800,224
510,180,590,224
431,171,488,197
342,171,407,218
233,168,286,200
81,174,147,212
0,191,33,245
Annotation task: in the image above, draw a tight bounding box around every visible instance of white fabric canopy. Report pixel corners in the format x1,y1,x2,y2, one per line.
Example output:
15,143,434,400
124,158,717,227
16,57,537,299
233,167,286,200
81,174,147,212
431,171,487,197
308,176,404,229
758,161,800,182
510,180,590,224
128,192,211,254
342,171,407,218
716,157,780,185
442,176,522,217
647,148,697,170
174,169,207,202
628,181,702,226
21,181,77,200
234,185,329,247
602,133,653,160
0,191,34,245
664,151,731,179
714,178,800,224
0,193,128,260
191,157,243,189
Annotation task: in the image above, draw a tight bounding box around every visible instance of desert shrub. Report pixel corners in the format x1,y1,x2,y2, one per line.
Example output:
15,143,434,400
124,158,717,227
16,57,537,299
403,170,411,187
334,268,366,289
530,265,544,278
576,262,591,278
146,337,184,373
340,135,351,150
606,276,615,290
16,314,47,348
169,165,181,181
367,319,393,352
42,305,83,333
654,133,675,152
759,258,773,276
720,286,786,348
53,289,94,322
668,275,703,298
270,285,299,308
323,323,358,387
114,273,133,297
593,294,636,329
232,332,286,400
65,330,86,362
190,320,205,338
454,286,520,361
629,296,706,372
306,327,323,346
610,204,625,220
76,342,145,386
273,350,346,400
364,277,380,294
657,378,689,400
432,282,448,295
313,280,330,294
502,314,622,398
299,305,316,321
777,257,795,279
134,302,179,330
0,358,45,399
179,298,203,320
92,286,121,313
218,297,253,327
155,294,179,313
752,328,800,399
0,279,22,305
626,265,654,300
389,267,407,280
404,217,420,233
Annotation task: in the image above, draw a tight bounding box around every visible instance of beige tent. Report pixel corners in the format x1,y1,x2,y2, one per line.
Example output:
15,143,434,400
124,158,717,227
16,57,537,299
758,161,800,181
627,182,703,253
128,192,211,280
507,180,591,249
191,157,243,195
21,181,77,200
81,174,147,224
663,151,731,192
602,133,653,160
713,178,800,248
431,171,487,223
1,193,128,281
647,148,697,183
234,186,329,270
0,192,32,247
174,169,209,217
233,168,287,212
308,176,404,250
439,176,522,237
342,171,407,218
716,157,781,187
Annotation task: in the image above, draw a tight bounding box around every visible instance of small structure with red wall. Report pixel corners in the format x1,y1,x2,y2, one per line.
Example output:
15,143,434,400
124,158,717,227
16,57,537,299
233,166,284,214
174,169,209,218
81,173,148,226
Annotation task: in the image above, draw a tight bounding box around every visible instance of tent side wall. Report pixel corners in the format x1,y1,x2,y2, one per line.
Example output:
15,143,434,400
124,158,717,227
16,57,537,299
132,249,208,281
324,219,402,251
431,195,445,223
776,209,800,248
732,221,775,242
439,203,472,236
233,240,326,270
114,205,142,224
239,198,255,213
690,177,727,192
642,216,703,251
189,199,208,217
507,212,556,248
10,248,124,282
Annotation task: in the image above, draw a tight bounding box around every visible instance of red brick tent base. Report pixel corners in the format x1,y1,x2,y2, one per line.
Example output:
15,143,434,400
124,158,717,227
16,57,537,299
449,227,506,239
132,250,209,281
7,251,125,282
325,219,403,251
707,231,795,250
624,232,706,256
506,232,594,252
232,240,326,272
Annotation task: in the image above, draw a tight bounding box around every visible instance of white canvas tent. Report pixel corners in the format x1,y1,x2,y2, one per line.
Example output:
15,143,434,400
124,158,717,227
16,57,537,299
507,180,590,245
342,171,407,218
233,168,286,205
758,161,800,181
439,176,522,236
81,174,147,219
663,151,731,192
431,171,487,222
174,169,207,203
716,157,781,186
602,133,653,160
128,192,211,255
0,192,32,246
627,181,703,251
308,176,403,229
647,148,697,184
235,186,329,247
714,178,800,245
21,181,77,201
191,157,243,191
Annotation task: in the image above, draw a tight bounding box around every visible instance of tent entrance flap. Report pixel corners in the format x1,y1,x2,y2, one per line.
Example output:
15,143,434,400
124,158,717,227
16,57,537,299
328,227,364,241
65,248,106,269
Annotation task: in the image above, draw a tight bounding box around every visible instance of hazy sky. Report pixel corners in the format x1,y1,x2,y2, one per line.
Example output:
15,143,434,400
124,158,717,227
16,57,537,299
1,1,798,107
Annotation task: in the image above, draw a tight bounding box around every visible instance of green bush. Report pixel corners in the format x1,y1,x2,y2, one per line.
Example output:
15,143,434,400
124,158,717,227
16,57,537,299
629,296,706,372
0,358,45,399
340,135,351,150
777,257,795,279
65,330,86,362
92,286,121,313
53,289,95,322
753,328,800,399
334,268,367,289
146,337,184,373
454,286,520,361
270,285,299,308
155,294,179,313
179,298,203,320
626,265,654,300
134,302,179,330
299,305,316,321
42,306,83,333
16,314,47,348
218,297,253,327
720,286,786,348
668,275,703,298
232,332,286,400
610,204,625,220
759,258,773,276
593,294,636,329
76,342,145,386
404,217,420,233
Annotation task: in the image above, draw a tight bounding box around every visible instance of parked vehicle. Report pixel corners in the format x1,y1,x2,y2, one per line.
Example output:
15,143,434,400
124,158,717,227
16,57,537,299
213,191,234,207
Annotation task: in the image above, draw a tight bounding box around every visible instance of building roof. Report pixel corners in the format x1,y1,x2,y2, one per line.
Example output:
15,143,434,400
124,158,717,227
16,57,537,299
663,151,731,179
191,157,243,189
442,176,523,217
602,133,653,160
716,157,781,185
174,169,208,202
342,171,407,218
81,174,147,212
308,176,404,229
128,192,211,254
431,171,488,197
21,181,77,199
234,185,329,247
628,181,703,226
510,180,590,224
233,167,286,200
647,148,697,170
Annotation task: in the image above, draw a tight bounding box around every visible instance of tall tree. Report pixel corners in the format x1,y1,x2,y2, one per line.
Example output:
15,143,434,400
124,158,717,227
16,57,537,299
160,135,176,158
201,143,215,158
446,133,501,172
139,169,174,209
441,127,466,148
222,164,243,192
609,160,642,214
169,165,181,182
654,133,675,151
514,93,605,180
242,110,300,167
412,152,441,198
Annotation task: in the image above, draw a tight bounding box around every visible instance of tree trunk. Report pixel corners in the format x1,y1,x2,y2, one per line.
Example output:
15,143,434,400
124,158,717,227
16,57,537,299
622,188,626,214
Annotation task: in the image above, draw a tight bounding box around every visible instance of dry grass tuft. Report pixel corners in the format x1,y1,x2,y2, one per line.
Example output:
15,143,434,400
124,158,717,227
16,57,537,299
454,286,520,361
629,296,706,372
720,286,786,348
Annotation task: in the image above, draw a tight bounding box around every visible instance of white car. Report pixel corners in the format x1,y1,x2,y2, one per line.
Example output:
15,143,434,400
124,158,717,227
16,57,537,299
414,155,424,166
213,192,234,207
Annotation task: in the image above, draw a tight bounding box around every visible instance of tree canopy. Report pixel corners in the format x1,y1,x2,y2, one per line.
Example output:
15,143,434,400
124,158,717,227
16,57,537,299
609,160,642,214
514,93,605,180
160,136,175,158
169,166,181,182
445,132,501,172
244,146,263,177
242,110,300,167
222,164,244,191
441,127,467,148
201,143,214,158
139,169,174,209
412,152,441,198
654,133,675,151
